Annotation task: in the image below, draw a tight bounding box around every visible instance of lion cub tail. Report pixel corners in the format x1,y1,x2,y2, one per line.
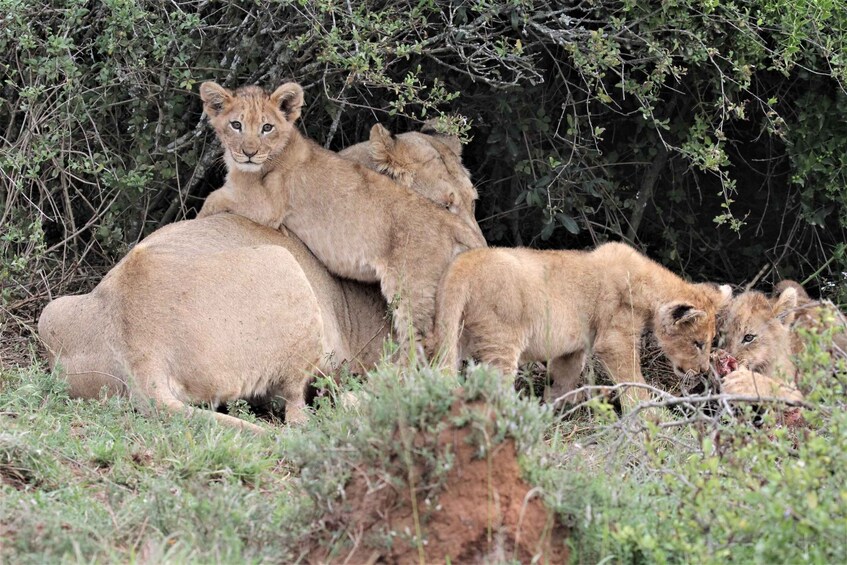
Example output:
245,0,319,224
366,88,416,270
428,266,472,372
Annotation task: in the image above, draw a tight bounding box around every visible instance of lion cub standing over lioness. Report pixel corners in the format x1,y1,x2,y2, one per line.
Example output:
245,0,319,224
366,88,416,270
197,81,486,347
429,243,731,407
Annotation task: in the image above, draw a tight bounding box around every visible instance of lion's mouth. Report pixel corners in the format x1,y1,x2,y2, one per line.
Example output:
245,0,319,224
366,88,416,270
713,349,739,377
231,151,267,171
673,365,697,379
233,161,263,172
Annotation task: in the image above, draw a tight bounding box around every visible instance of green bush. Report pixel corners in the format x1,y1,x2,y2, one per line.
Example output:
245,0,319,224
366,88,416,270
540,327,847,563
0,359,562,562
2,0,847,344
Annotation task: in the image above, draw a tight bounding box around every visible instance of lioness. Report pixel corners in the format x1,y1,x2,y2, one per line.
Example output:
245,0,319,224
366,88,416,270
717,281,847,402
197,82,487,348
38,217,327,432
39,125,480,432
428,243,731,407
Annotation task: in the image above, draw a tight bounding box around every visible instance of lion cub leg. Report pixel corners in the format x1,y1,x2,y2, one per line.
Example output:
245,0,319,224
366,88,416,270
473,333,523,379
198,187,238,218
595,330,650,411
379,267,438,361
722,367,804,403
543,351,588,406
199,184,290,234
379,271,414,359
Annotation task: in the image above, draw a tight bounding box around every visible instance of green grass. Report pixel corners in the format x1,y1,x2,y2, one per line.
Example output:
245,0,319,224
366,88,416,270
2,340,846,563
0,364,306,563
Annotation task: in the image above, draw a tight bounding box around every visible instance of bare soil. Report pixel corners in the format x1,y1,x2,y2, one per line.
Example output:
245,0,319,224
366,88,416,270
312,401,569,564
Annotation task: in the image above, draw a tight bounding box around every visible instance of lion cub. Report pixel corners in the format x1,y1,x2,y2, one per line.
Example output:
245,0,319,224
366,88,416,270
197,82,486,348
717,281,846,402
429,243,731,408
339,122,482,240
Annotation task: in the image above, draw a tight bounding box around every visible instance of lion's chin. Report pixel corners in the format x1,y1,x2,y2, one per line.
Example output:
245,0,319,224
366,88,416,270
673,366,694,379
234,162,263,173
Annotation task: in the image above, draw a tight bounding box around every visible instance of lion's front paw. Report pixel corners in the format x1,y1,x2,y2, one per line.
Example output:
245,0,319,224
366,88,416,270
722,368,802,402
198,189,235,218
722,367,770,397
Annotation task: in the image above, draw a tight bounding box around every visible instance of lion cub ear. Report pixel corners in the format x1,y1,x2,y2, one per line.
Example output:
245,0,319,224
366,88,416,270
694,283,733,310
421,119,463,156
774,279,810,303
659,302,707,329
369,124,413,184
200,82,234,117
772,286,798,325
270,82,305,122
717,284,732,307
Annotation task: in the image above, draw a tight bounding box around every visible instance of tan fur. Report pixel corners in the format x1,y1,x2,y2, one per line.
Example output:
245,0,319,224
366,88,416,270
429,242,731,408
38,124,477,431
338,123,482,240
719,281,847,401
197,82,486,347
721,367,804,403
38,215,390,432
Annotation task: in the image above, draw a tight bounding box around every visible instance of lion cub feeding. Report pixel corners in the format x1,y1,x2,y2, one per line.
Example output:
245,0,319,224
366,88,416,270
198,81,486,348
429,243,731,408
717,281,847,402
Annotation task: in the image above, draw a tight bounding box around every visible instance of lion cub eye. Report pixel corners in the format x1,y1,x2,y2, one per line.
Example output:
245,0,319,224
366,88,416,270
742,334,757,344
262,123,274,133
230,121,242,131
694,340,705,351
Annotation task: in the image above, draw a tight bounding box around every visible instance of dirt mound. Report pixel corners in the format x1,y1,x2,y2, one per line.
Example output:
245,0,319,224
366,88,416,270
312,402,569,564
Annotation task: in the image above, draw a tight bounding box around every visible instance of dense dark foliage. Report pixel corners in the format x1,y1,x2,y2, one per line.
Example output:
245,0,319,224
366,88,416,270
2,0,846,342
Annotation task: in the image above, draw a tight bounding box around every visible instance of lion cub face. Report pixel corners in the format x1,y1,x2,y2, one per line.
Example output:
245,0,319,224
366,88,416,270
655,285,731,376
719,287,797,374
200,81,304,172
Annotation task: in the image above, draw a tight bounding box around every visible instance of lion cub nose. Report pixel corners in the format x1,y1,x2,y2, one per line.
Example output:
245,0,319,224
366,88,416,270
243,148,258,158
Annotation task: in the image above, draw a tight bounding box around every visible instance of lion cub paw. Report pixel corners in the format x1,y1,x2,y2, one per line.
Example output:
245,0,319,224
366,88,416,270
722,367,802,402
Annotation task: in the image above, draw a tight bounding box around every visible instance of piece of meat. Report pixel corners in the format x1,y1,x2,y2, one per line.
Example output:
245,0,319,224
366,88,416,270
714,349,738,377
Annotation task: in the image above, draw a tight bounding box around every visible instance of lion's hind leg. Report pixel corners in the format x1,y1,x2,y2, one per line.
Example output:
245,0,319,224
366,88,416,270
275,374,310,426
474,334,524,381
135,374,267,434
156,394,267,434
